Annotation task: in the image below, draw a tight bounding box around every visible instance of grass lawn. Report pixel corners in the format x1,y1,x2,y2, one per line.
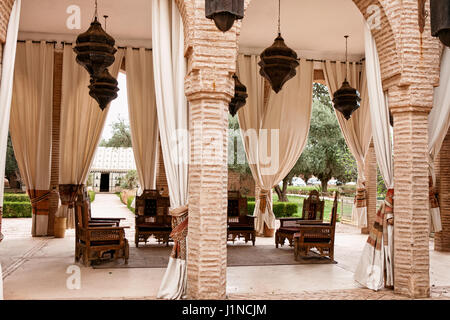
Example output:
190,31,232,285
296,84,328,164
272,194,353,222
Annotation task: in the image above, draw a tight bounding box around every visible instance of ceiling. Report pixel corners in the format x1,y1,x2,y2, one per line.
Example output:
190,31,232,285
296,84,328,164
19,0,366,60
239,0,366,61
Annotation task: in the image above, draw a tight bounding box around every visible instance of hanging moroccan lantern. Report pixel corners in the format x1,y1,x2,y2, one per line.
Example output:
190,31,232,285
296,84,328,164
229,74,248,116
88,69,119,111
259,0,299,93
431,0,450,47
333,80,361,120
205,0,244,32
73,12,116,78
259,34,299,93
333,36,361,120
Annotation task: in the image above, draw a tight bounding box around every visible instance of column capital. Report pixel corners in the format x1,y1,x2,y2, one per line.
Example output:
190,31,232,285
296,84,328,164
388,84,434,115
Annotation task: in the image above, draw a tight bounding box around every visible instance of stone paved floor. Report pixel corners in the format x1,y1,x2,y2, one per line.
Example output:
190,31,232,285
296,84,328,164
1,193,450,300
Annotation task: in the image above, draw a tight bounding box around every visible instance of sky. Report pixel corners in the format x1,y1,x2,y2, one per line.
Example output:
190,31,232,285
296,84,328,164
101,72,130,141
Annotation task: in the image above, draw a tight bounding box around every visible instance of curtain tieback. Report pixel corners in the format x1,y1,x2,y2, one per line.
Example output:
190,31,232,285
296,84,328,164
28,190,51,205
354,187,367,208
169,205,188,217
259,190,270,214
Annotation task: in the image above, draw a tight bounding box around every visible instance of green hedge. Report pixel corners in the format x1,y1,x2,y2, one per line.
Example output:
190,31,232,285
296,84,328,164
247,201,298,218
3,193,29,202
88,190,95,203
127,196,135,214
3,201,32,218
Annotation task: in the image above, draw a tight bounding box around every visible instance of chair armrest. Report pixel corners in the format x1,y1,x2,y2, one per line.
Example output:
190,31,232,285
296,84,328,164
87,226,130,231
90,217,125,221
246,215,256,219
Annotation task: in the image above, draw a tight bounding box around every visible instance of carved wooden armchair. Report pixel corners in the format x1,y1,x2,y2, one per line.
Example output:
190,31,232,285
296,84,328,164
293,192,339,261
75,189,129,266
275,190,324,248
227,191,256,245
83,187,124,227
134,190,172,247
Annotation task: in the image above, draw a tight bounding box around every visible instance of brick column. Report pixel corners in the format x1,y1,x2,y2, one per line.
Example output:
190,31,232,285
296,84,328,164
391,85,431,298
435,129,450,251
185,2,237,298
362,140,377,234
48,50,63,236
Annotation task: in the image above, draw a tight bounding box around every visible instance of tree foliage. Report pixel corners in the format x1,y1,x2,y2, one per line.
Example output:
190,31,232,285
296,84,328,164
100,117,132,148
5,133,22,188
120,170,138,190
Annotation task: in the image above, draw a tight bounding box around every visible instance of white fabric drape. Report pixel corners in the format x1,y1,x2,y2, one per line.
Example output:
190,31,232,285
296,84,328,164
323,60,372,227
0,0,21,238
59,45,124,228
125,48,159,190
237,54,314,235
426,48,450,233
10,41,54,236
153,0,188,300
0,0,21,298
354,23,394,291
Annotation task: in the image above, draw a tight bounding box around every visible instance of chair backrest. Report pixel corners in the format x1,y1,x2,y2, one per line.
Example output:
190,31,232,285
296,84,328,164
135,190,159,216
330,191,339,227
75,188,90,229
302,190,324,220
227,191,248,217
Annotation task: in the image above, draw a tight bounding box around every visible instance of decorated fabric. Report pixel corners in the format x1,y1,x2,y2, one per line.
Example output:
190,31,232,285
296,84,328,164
354,189,394,290
28,190,52,236
429,176,442,232
352,185,368,228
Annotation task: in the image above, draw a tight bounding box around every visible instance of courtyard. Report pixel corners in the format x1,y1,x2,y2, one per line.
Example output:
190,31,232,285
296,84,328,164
1,193,450,300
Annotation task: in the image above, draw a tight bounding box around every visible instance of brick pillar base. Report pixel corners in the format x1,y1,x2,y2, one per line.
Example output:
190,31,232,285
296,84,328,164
393,110,430,298
435,128,450,251
362,141,377,234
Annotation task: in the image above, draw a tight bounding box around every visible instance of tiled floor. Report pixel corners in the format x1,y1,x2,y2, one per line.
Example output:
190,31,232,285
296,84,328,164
1,193,450,300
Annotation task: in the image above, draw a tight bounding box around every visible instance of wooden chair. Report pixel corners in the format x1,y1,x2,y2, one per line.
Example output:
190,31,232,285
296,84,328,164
275,190,324,248
227,191,256,245
134,190,172,247
293,192,339,261
75,189,129,266
83,187,124,227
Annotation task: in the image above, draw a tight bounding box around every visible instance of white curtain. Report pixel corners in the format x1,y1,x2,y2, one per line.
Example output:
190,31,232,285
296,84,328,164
153,0,189,300
10,41,54,236
237,54,314,235
427,48,450,233
354,23,394,291
0,0,21,299
125,48,159,191
59,44,124,228
323,60,372,227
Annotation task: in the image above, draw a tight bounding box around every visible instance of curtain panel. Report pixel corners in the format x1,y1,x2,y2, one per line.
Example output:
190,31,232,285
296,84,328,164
125,48,159,191
58,44,124,228
426,47,450,233
354,23,394,291
153,0,189,300
0,0,21,299
322,60,372,228
237,54,314,235
10,41,54,236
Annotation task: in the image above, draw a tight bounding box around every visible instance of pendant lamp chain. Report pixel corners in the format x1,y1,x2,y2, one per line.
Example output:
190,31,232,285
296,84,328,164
93,0,98,20
344,35,349,80
278,0,281,35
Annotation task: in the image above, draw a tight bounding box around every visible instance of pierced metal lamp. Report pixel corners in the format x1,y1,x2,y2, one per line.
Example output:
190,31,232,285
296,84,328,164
332,36,361,120
229,74,248,116
258,0,299,93
205,0,244,32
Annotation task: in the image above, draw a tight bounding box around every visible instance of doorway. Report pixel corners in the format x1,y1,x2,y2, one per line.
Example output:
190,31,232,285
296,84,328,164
100,173,110,192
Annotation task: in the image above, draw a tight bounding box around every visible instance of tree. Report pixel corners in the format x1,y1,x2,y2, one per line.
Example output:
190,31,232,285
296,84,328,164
100,117,132,148
120,170,138,190
275,83,357,199
5,133,22,189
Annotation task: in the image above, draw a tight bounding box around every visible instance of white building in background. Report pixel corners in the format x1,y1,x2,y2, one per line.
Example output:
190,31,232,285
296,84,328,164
90,147,136,193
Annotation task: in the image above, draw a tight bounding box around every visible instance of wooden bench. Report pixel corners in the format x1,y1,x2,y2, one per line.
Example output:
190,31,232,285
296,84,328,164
134,190,172,247
227,191,256,245
293,192,339,261
275,190,324,248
